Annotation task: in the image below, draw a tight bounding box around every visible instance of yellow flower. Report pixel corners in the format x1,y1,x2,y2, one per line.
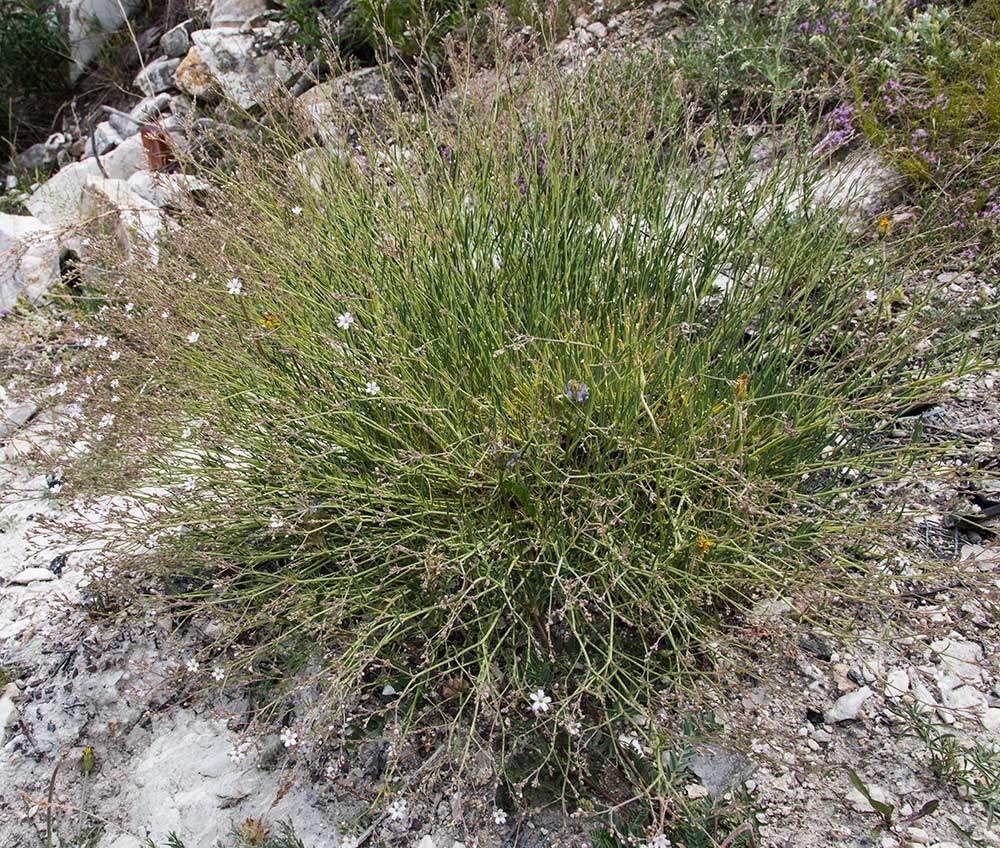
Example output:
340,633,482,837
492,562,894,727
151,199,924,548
81,745,95,776
259,313,280,329
732,372,749,398
696,535,715,552
878,216,890,236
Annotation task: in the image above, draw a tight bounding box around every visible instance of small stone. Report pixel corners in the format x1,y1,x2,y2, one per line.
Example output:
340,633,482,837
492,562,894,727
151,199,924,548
586,21,607,37
82,121,122,157
416,837,436,848
884,668,910,698
825,686,872,723
0,400,38,439
981,707,1000,732
9,567,57,585
799,634,834,661
134,57,182,96
689,745,757,796
751,598,792,618
846,782,894,814
175,47,218,102
685,783,710,799
160,20,193,57
930,637,984,683
906,827,932,844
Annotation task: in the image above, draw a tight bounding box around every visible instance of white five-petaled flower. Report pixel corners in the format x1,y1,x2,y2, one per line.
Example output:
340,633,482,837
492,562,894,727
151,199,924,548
181,427,192,439
125,302,134,313
643,835,671,848
565,719,582,737
53,363,63,376
269,514,282,530
291,206,303,216
109,350,121,361
336,311,355,330
212,666,225,682
529,688,552,715
386,799,408,822
98,414,115,429
493,809,508,825
185,657,199,673
186,331,200,344
227,277,243,295
365,381,380,396
94,335,109,348
279,727,299,748
53,381,68,396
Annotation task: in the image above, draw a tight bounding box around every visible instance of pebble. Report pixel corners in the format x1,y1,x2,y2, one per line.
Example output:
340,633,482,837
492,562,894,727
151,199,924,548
825,686,872,723
9,567,57,585
884,668,910,698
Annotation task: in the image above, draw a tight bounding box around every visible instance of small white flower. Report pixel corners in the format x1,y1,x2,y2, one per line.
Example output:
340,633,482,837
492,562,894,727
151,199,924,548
365,380,380,396
181,427,192,439
111,395,121,403
53,363,63,376
280,727,299,748
94,335,109,348
229,739,252,764
291,206,303,216
182,476,196,491
565,719,582,737
161,311,170,319
269,514,283,530
339,836,358,848
493,809,508,825
641,835,671,848
386,799,408,822
186,331,200,344
212,666,225,682
110,378,120,389
185,657,199,673
227,277,243,295
529,688,552,714
125,302,134,313
53,381,68,396
109,350,121,361
337,312,355,330
98,414,115,429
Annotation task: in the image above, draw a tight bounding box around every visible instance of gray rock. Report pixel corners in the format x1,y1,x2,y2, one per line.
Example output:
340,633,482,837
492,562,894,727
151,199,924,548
79,178,164,264
16,143,58,175
126,171,209,209
296,67,388,142
0,214,61,312
209,0,268,27
0,686,16,733
930,637,984,683
689,745,757,796
824,685,872,723
190,26,294,108
26,135,148,226
9,566,56,585
0,401,39,439
61,0,145,80
134,57,182,97
161,20,194,57
81,121,123,158
108,93,172,138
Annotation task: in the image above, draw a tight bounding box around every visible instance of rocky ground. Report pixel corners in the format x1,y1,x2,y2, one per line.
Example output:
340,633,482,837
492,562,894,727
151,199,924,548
2,1,999,847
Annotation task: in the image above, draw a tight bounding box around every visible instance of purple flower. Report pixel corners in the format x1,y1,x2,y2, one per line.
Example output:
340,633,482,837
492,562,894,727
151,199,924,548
564,380,589,403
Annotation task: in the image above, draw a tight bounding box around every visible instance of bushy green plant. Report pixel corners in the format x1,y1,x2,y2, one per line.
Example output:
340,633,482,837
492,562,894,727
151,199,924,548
86,45,971,813
0,0,66,151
